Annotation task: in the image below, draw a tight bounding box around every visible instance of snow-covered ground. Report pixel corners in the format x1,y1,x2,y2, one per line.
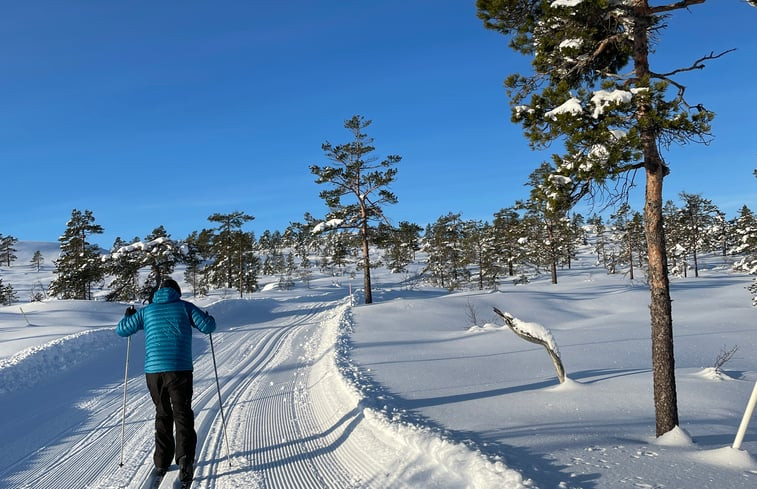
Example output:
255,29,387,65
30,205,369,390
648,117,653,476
0,241,755,488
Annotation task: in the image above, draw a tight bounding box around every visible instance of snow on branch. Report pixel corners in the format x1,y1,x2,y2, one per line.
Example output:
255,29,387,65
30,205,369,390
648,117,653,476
493,307,566,384
103,237,177,261
311,218,344,234
545,97,583,119
550,0,584,7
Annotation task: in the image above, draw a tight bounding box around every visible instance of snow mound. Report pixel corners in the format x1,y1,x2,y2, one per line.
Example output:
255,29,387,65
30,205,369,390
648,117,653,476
653,426,694,447
0,328,117,394
691,446,757,470
466,322,505,333
547,376,582,391
696,367,735,381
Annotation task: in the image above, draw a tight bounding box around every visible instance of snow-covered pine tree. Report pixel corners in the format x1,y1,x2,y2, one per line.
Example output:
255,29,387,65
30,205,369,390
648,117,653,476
492,207,528,278
519,162,575,284
711,209,733,259
423,213,471,290
137,226,183,299
105,236,142,302
50,209,104,300
182,230,210,297
463,219,499,290
477,0,753,436
588,214,610,271
731,204,757,305
677,192,720,278
611,205,646,280
203,211,257,297
378,221,422,275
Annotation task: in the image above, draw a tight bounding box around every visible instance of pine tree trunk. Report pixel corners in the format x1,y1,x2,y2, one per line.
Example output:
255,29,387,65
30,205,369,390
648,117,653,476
645,160,679,436
628,236,635,280
634,1,679,437
693,245,699,278
361,217,373,304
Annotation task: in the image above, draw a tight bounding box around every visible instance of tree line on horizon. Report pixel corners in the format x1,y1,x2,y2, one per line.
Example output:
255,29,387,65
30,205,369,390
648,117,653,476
1,189,755,303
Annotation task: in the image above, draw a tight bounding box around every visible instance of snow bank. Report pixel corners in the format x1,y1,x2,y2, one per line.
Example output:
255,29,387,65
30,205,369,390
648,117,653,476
0,327,117,394
329,302,532,488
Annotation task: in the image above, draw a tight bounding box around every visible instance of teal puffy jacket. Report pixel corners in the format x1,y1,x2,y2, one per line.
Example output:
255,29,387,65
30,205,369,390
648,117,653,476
116,287,216,373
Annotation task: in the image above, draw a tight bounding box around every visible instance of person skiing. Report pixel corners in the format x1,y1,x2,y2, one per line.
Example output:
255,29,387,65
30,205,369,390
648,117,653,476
117,277,216,486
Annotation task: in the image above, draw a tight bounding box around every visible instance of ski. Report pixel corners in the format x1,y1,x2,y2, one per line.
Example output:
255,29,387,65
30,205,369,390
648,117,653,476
172,475,191,489
147,470,165,489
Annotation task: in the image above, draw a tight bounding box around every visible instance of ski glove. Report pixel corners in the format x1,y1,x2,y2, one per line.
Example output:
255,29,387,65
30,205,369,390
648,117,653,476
125,305,137,317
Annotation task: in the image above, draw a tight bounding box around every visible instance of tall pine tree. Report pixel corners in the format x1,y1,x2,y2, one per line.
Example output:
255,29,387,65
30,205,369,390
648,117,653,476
50,209,104,300
476,0,751,436
310,115,401,304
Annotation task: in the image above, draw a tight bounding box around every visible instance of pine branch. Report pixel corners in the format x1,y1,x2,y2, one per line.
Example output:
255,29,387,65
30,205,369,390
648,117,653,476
650,0,706,14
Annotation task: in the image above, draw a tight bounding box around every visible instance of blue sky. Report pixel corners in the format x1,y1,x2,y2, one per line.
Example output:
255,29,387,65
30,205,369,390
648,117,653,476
2,1,756,248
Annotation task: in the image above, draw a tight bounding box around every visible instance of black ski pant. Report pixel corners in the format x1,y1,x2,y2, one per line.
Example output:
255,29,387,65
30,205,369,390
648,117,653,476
146,371,197,469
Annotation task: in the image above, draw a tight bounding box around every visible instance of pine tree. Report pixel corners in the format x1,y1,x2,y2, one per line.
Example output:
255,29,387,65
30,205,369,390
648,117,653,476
423,213,471,290
30,250,44,272
0,235,18,267
50,209,104,300
204,211,257,297
731,205,757,304
105,236,142,302
520,163,575,284
677,192,719,277
612,207,646,280
492,207,526,278
712,210,733,258
310,115,401,304
588,215,610,271
662,199,687,277
464,220,499,290
377,221,422,274
0,275,16,305
476,0,745,436
183,230,211,297
140,226,183,295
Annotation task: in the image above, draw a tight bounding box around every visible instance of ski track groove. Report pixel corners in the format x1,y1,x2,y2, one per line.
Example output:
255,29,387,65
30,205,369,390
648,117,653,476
1,295,449,489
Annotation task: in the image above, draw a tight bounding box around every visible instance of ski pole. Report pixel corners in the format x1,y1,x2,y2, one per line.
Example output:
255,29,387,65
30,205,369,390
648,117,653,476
733,379,757,450
209,333,232,467
119,336,131,467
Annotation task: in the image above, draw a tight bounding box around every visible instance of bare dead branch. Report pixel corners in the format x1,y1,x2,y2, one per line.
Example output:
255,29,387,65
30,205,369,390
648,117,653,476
493,307,566,383
650,0,706,14
652,49,736,79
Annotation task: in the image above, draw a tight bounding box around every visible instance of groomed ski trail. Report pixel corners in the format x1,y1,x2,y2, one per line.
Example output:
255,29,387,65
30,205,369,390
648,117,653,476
0,291,529,489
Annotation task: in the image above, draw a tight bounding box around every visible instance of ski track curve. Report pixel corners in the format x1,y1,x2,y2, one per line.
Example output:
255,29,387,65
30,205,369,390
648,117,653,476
0,292,529,489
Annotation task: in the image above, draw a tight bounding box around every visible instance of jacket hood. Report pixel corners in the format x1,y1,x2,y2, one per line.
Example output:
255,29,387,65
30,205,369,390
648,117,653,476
152,287,181,304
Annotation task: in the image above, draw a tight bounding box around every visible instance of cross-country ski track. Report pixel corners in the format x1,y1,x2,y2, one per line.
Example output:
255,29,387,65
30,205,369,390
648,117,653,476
0,289,525,489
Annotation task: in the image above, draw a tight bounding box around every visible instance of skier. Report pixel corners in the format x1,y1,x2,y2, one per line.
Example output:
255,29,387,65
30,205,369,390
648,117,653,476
117,278,216,487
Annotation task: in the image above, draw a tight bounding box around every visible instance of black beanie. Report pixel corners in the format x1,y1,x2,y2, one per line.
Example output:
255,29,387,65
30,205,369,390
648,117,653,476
161,278,181,295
